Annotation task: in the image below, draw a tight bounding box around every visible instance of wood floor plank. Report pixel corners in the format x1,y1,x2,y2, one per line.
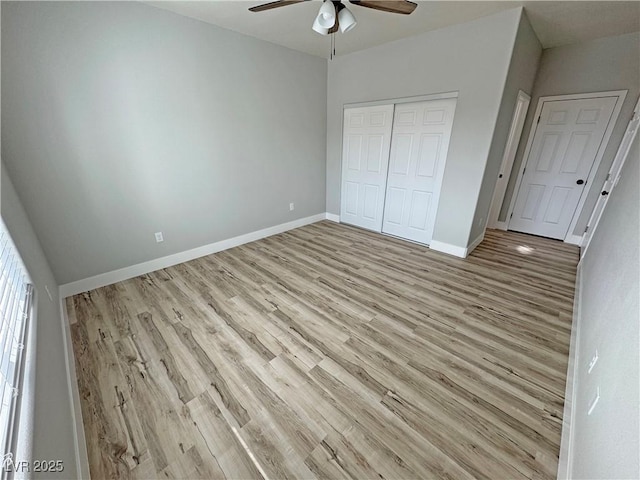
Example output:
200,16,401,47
70,222,578,479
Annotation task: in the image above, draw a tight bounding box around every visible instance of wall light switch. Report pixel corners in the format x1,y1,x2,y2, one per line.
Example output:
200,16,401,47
289,203,295,211
587,349,599,374
587,387,600,416
155,232,164,243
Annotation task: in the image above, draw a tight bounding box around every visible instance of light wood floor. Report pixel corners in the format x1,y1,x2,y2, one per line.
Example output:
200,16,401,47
68,221,579,479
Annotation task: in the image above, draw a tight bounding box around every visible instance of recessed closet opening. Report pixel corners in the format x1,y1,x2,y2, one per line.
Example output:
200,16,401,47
340,93,458,245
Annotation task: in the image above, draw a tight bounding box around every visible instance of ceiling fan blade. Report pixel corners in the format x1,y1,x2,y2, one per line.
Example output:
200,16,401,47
249,0,308,13
348,0,417,15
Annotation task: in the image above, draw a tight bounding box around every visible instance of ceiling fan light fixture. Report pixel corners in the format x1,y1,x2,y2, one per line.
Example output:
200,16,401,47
315,0,336,29
312,15,329,35
338,5,357,33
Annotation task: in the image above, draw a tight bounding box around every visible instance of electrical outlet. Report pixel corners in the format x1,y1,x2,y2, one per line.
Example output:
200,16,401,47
289,203,295,211
155,232,164,243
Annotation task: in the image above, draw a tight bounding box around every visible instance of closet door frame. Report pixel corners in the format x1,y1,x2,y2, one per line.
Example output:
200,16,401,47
339,91,459,235
344,91,459,110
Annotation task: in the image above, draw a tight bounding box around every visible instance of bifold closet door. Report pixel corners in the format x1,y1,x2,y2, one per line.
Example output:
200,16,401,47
382,98,457,244
340,105,394,231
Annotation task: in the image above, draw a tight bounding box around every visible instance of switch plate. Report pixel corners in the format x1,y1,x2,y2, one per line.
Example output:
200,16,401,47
289,203,295,211
587,349,599,374
587,387,600,415
155,232,164,243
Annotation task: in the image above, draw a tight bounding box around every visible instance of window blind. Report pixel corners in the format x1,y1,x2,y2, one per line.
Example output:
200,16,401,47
0,221,32,459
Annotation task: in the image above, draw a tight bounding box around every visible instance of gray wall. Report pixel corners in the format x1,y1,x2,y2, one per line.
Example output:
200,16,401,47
500,31,640,236
2,164,78,479
2,1,327,284
570,135,639,478
326,8,521,249
468,11,541,244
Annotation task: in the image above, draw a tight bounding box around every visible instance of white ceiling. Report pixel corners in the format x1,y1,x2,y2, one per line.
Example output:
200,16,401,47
146,1,640,58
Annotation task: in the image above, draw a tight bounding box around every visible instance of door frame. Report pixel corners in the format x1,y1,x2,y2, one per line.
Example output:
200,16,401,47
505,90,627,244
488,90,531,230
344,91,459,110
338,91,460,223
581,95,640,259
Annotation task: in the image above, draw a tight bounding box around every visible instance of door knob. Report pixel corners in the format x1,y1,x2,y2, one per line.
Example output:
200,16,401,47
601,190,609,196
576,179,585,185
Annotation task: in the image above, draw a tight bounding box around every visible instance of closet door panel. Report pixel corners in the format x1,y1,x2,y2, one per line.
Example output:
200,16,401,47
340,105,394,231
382,98,457,244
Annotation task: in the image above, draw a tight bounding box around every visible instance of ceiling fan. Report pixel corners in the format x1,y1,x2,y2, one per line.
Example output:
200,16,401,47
249,0,418,35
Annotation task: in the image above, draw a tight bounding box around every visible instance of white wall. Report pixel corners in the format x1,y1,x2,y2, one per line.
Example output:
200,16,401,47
468,11,541,244
326,8,521,249
1,164,78,479
564,135,639,478
500,32,640,236
1,1,327,285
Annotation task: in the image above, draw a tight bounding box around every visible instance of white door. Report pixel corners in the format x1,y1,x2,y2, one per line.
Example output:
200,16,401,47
340,105,394,231
381,98,457,244
582,96,640,257
509,96,618,239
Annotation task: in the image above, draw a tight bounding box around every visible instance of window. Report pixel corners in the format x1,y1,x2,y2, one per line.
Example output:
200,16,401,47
0,220,32,461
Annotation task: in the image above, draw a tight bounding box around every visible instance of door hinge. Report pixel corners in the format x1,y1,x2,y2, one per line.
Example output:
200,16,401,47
584,225,590,233
510,212,513,219
606,173,611,181
522,167,526,174
537,116,541,124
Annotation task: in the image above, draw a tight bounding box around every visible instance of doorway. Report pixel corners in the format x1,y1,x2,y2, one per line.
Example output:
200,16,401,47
581,95,639,257
507,91,626,241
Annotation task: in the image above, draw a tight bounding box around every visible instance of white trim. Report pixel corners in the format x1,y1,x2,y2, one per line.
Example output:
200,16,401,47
13,292,37,480
344,91,458,110
325,213,340,223
466,231,485,255
581,95,640,258
430,231,485,258
487,90,531,229
557,263,583,479
506,90,628,242
59,213,326,298
563,91,627,241
565,234,583,246
429,240,467,258
493,221,508,231
59,298,90,479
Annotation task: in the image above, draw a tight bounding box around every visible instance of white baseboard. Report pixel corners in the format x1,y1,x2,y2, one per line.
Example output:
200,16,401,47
429,240,468,258
429,231,485,259
59,213,326,298
325,213,340,223
565,234,584,246
494,221,508,231
557,263,582,479
466,231,485,255
59,299,90,479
